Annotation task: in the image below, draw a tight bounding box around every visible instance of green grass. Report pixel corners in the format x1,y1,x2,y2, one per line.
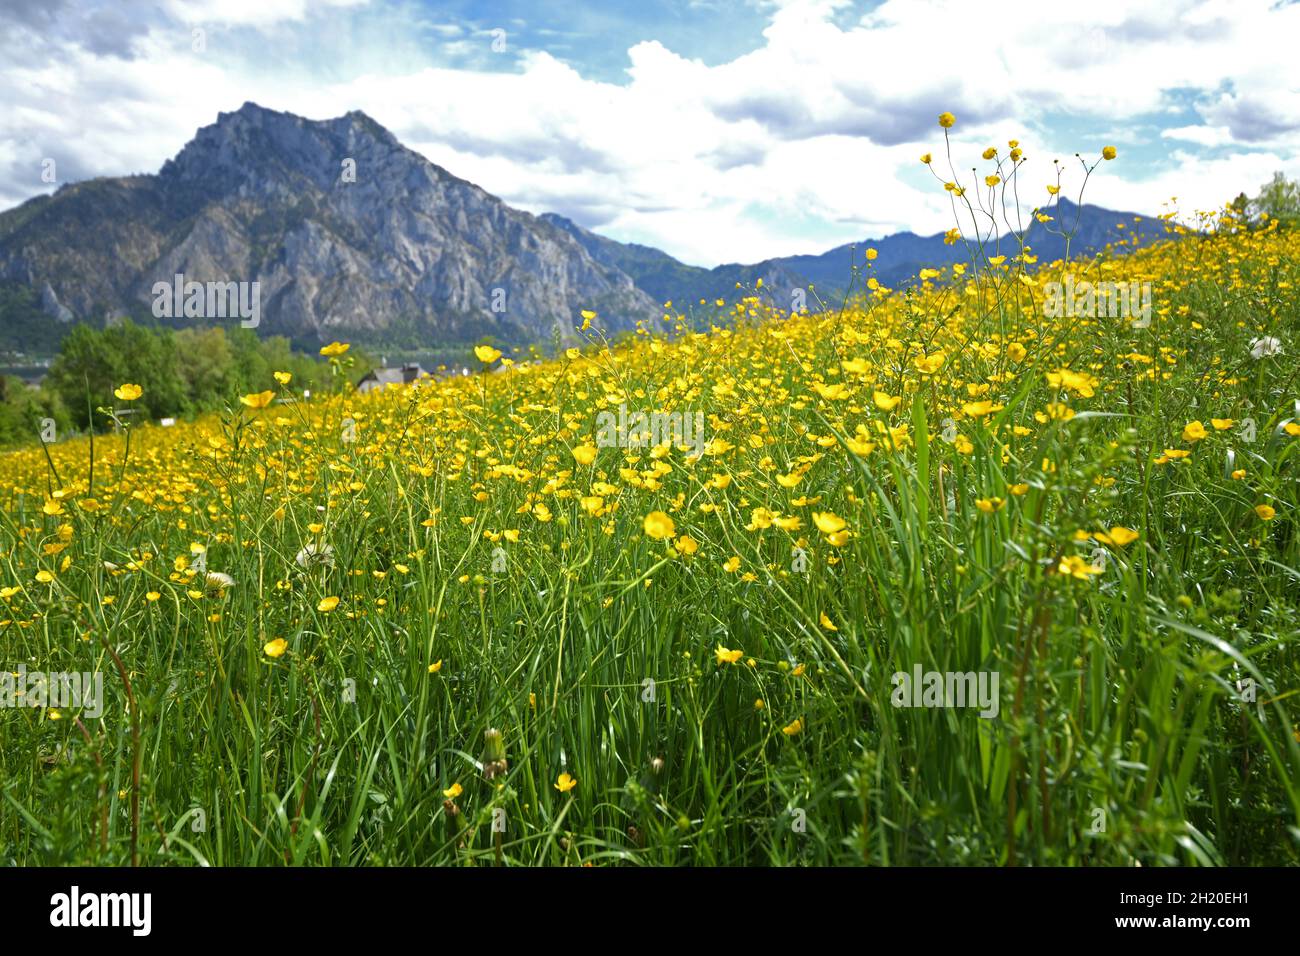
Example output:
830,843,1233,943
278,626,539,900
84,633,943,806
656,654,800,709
2,218,1300,867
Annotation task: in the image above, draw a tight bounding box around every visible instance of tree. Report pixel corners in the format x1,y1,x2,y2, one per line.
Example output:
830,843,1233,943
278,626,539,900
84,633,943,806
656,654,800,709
40,320,343,433
0,375,69,448
1250,172,1300,224
176,326,237,408
45,320,187,429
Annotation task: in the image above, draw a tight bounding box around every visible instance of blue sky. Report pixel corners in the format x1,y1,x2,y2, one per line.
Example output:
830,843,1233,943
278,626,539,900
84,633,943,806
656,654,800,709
2,0,1298,265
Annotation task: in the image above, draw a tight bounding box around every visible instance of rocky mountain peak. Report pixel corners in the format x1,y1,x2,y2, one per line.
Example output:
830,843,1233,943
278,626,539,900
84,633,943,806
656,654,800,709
0,105,658,346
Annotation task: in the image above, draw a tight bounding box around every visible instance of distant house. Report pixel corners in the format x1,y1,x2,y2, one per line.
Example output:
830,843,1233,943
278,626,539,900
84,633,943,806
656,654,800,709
356,363,429,393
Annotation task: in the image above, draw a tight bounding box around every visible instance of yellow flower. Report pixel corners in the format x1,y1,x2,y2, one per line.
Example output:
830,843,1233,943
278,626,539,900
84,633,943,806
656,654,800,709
113,383,143,401
643,510,676,540
35,570,54,583
1255,504,1276,521
263,638,288,658
554,772,577,793
715,645,743,665
42,499,63,516
722,555,741,573
782,719,803,736
1182,420,1208,442
1046,368,1097,398
1056,555,1102,580
146,591,161,602
975,497,1004,514
443,782,462,799
675,534,699,555
1211,418,1234,430
1286,422,1300,437
873,391,901,411
1102,146,1117,160
1231,469,1246,480
938,111,955,128
474,345,502,364
914,353,946,374
819,612,837,631
920,152,932,165
1106,526,1140,547
240,390,276,410
963,400,1001,418
572,443,598,465
319,341,350,357
317,595,340,612
428,660,443,673
813,512,846,535
273,371,292,385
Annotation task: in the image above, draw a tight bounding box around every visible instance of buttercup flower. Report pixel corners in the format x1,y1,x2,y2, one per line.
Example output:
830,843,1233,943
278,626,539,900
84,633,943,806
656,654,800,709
643,511,676,540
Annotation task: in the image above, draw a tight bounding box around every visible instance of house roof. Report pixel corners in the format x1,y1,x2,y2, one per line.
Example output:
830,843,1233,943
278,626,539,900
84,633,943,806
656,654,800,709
358,364,428,387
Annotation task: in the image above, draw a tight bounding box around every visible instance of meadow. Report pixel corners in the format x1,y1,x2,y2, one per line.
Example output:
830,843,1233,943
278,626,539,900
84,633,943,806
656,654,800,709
2,125,1300,866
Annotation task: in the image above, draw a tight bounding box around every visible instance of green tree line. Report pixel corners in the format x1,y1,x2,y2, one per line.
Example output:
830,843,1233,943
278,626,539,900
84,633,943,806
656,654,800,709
0,321,362,447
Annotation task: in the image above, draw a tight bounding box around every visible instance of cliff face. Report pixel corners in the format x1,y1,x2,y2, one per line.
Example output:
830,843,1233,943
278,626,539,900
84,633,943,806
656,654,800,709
0,103,658,345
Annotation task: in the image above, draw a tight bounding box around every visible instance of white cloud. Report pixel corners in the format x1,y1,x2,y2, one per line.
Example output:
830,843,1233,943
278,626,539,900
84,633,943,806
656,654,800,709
162,0,370,28
1162,125,1233,147
3,0,1300,265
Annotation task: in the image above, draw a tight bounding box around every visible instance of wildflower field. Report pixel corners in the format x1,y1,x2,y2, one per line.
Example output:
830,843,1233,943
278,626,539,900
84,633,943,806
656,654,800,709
4,136,1300,868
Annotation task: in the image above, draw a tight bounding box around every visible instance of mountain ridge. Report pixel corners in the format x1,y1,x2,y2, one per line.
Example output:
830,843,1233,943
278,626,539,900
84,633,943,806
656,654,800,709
0,103,1175,353
548,197,1175,311
0,102,658,350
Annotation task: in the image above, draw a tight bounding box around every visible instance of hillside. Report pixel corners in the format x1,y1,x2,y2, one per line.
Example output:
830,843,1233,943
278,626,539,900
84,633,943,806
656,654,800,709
0,104,658,349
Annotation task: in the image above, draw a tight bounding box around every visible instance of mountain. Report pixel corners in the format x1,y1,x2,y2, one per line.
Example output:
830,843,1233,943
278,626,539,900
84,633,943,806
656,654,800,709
549,199,1175,310
778,199,1174,292
0,103,658,349
541,213,809,307
0,102,1178,354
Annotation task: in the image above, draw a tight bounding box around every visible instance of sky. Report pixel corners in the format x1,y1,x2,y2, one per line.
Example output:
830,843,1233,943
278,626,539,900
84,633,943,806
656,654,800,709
2,0,1299,267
